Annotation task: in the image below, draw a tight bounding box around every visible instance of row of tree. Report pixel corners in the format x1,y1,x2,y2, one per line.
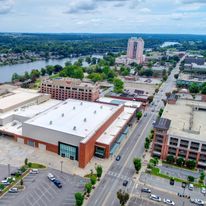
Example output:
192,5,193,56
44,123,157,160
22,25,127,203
75,165,103,206
166,155,196,169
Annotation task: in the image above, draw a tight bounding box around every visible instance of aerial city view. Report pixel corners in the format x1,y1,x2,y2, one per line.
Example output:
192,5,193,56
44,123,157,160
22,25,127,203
0,0,206,206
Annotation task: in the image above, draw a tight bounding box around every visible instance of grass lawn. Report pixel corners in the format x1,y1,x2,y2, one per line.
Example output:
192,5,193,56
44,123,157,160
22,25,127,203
29,162,46,169
84,173,97,178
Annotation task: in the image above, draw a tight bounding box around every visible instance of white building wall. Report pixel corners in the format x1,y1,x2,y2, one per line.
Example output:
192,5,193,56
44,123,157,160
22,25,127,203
22,122,84,147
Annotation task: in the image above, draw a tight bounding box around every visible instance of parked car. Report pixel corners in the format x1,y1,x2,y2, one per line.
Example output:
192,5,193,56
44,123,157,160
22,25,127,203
163,198,175,205
47,173,55,181
150,194,161,202
116,155,121,161
201,187,206,194
188,183,194,191
9,188,18,193
141,188,151,193
123,180,128,187
30,169,39,174
53,179,62,188
190,198,204,205
1,180,10,186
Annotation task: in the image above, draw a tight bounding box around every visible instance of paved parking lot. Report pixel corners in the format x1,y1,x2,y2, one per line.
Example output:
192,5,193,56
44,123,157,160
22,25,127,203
128,196,162,206
0,168,87,206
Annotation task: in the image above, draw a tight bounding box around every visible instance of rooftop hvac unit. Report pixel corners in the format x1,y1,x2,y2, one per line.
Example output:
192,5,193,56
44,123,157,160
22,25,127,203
62,113,64,117
49,121,52,125
84,118,87,122
80,102,83,105
73,126,76,130
100,105,103,109
73,106,75,110
94,110,97,114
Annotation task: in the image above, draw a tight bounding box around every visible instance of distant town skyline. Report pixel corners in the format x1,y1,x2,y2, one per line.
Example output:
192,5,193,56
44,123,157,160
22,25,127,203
0,0,206,34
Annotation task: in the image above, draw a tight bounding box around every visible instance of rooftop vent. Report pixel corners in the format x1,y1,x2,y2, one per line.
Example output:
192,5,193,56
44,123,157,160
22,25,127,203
73,106,76,110
62,113,64,117
94,110,97,114
49,121,52,125
73,126,76,131
100,105,103,109
80,102,83,105
84,118,87,122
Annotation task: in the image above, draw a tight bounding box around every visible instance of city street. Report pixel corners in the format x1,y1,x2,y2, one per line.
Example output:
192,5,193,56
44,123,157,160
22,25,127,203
86,57,185,206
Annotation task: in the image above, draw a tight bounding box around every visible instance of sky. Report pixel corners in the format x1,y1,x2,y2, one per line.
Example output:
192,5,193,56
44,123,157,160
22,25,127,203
0,0,206,34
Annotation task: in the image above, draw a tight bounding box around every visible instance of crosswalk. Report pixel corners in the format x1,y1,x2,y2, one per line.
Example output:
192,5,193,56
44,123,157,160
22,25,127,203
107,170,131,181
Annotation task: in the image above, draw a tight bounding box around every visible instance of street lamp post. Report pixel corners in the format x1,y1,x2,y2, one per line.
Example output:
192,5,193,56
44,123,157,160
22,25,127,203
60,161,63,173
8,164,10,176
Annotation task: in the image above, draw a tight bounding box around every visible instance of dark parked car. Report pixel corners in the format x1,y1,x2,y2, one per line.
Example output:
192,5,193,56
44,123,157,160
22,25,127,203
141,188,151,193
123,180,128,187
116,155,121,161
53,179,62,188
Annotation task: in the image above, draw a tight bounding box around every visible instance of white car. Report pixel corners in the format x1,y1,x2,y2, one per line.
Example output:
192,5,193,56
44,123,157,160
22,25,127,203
190,198,204,205
47,173,55,181
201,187,206,194
188,183,194,190
9,187,18,193
163,198,175,205
1,180,10,186
150,194,161,202
30,169,39,174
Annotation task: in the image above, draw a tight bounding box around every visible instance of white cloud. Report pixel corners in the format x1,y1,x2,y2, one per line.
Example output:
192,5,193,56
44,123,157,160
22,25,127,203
0,0,14,14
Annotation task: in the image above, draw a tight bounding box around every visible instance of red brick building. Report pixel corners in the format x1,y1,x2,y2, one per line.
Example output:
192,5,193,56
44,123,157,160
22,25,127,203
40,78,99,101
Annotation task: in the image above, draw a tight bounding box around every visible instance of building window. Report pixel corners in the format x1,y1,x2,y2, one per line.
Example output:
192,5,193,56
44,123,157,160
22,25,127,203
58,142,78,160
180,140,189,148
28,140,35,147
169,137,178,146
95,146,105,158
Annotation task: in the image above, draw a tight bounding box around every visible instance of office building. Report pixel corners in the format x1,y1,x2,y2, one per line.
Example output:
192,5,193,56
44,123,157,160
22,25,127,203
40,78,100,102
127,37,144,64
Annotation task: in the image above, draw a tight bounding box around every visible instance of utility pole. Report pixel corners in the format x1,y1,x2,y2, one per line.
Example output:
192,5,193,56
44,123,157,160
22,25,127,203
8,164,10,176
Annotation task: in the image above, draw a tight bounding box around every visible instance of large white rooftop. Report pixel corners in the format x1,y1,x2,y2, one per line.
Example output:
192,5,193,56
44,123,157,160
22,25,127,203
96,107,136,145
0,88,42,112
24,99,119,140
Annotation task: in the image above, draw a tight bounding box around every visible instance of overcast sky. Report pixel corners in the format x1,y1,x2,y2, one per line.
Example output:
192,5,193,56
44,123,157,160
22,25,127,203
0,0,206,34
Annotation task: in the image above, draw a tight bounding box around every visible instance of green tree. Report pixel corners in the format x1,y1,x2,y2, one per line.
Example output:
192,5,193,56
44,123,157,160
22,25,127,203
75,192,84,206
113,78,124,93
40,68,46,76
133,158,142,173
201,86,206,94
85,56,91,64
176,157,185,167
24,158,28,165
136,111,142,120
84,183,92,194
95,165,103,180
46,65,54,75
11,73,20,82
65,61,72,66
166,155,175,164
174,74,179,79
199,171,205,183
88,73,102,82
20,178,24,186
117,189,129,206
158,108,164,117
189,83,200,94
188,175,195,182
90,175,97,186
144,137,150,150
186,160,196,169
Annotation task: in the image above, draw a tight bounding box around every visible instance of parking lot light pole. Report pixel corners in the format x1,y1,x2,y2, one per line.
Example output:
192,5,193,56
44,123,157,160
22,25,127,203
60,161,63,173
8,164,10,176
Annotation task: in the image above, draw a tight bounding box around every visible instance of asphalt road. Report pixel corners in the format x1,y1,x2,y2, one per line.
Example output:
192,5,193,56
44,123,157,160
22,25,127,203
86,57,185,206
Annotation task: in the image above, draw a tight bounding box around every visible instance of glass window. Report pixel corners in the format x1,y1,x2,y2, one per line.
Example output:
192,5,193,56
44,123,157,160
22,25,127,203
59,142,78,160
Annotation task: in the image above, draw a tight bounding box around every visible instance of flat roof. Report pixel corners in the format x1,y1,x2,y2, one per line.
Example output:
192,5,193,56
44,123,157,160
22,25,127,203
97,97,142,108
96,107,136,145
162,99,206,142
24,99,119,140
0,89,41,112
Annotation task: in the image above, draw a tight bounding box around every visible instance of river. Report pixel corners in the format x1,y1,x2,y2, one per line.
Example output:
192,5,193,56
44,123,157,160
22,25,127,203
0,54,103,83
